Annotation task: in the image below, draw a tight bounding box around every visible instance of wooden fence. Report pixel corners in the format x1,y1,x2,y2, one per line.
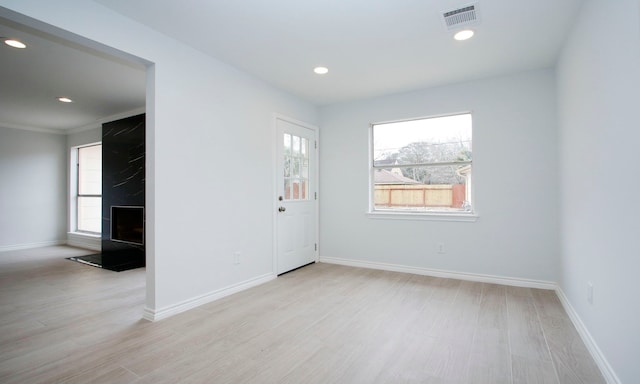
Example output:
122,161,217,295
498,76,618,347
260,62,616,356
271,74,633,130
374,184,466,208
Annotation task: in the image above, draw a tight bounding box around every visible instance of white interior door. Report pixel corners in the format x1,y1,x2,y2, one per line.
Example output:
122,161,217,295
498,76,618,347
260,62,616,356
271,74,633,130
276,117,317,275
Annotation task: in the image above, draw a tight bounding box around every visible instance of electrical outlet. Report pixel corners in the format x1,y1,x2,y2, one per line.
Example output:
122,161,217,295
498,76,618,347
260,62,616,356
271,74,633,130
437,243,446,254
233,251,241,265
587,282,593,304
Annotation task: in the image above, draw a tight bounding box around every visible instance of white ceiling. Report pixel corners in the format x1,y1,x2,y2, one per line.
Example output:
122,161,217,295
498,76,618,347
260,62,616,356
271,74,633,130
0,15,146,133
95,0,584,105
1,0,584,132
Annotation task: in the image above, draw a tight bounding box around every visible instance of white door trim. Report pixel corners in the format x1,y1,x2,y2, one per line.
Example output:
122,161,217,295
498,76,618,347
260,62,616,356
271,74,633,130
272,113,319,275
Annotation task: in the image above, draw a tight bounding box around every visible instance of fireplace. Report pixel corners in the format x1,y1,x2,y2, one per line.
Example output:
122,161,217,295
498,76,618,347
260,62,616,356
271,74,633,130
101,113,145,271
110,206,144,246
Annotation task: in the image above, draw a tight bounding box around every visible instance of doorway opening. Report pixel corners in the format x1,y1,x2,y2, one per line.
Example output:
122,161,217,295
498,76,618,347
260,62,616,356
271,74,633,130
0,8,155,315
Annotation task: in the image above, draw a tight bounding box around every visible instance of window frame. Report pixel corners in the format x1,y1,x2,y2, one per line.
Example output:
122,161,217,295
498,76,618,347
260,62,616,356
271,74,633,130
72,143,102,234
368,112,477,222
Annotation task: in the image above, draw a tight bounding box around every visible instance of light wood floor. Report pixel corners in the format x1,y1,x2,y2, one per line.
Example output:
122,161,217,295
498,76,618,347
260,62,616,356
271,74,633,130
0,246,604,383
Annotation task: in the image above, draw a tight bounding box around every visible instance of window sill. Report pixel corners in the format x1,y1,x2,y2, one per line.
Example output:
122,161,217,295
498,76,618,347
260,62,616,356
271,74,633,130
366,211,478,222
68,231,101,238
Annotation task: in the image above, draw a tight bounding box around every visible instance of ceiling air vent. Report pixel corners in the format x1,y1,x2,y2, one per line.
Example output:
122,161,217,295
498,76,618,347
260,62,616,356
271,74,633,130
441,3,480,31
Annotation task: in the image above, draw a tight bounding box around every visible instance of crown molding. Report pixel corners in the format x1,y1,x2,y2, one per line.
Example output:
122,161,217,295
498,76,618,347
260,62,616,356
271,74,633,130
0,106,146,135
0,121,67,135
66,106,146,134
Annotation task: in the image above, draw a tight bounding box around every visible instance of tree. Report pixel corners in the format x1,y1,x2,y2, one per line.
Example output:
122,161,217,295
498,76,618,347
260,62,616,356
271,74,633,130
392,138,471,185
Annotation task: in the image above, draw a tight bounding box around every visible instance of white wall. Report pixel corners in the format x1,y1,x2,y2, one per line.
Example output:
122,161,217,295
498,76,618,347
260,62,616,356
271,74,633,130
319,69,560,282
67,126,101,149
0,1,317,315
557,0,640,382
0,126,67,251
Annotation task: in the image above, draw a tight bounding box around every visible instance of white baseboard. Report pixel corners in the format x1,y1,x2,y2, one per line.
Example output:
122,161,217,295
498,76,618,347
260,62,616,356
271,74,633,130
67,232,101,251
143,273,277,322
0,239,66,252
555,289,620,384
319,256,557,290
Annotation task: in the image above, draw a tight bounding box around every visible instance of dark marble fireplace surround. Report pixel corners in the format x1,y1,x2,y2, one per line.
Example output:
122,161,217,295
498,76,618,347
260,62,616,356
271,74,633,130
99,113,145,271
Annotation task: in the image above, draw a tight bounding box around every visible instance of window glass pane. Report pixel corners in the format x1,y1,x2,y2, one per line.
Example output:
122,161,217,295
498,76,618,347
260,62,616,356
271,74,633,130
77,196,101,233
78,145,102,195
373,114,471,166
373,165,471,212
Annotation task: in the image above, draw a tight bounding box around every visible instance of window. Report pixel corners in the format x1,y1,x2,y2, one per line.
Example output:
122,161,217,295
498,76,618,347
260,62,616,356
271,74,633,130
75,144,102,233
371,113,472,215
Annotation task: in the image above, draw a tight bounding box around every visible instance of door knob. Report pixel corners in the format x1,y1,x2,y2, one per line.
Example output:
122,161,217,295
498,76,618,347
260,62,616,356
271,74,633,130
278,206,286,212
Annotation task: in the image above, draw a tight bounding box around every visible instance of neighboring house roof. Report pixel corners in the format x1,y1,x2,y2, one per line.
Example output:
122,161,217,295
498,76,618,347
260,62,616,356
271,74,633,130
374,169,420,184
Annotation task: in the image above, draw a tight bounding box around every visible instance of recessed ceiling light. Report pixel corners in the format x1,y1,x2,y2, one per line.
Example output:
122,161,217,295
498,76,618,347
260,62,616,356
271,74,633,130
4,39,26,49
57,97,73,103
313,66,329,75
454,29,475,41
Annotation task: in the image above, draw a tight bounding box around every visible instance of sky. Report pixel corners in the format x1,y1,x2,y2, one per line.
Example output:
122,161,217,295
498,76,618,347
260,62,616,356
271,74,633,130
372,113,472,159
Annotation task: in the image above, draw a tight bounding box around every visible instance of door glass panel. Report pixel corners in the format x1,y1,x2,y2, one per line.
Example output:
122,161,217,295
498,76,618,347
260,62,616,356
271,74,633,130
284,134,291,152
284,134,291,179
283,133,310,201
302,137,309,199
284,178,291,200
293,156,300,179
284,156,290,178
302,179,308,199
293,180,299,199
292,135,300,155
